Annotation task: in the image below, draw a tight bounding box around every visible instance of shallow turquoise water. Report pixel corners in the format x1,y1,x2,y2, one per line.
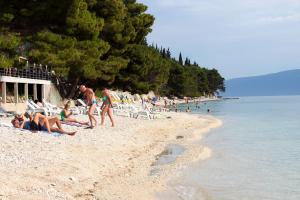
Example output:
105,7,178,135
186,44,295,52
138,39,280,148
169,96,300,200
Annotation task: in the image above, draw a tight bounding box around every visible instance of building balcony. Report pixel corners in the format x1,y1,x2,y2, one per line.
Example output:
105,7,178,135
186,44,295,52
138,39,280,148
0,67,51,81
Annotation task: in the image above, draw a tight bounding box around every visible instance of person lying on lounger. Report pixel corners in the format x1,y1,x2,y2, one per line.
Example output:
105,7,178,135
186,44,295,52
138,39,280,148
11,112,76,136
61,102,89,126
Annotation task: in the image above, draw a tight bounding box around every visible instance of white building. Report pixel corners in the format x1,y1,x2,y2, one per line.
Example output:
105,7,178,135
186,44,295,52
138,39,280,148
0,67,61,112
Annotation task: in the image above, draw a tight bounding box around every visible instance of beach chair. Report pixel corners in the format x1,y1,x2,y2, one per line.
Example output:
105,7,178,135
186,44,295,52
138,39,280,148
110,92,122,103
114,101,154,120
113,108,131,118
139,103,165,119
134,110,154,120
26,100,48,116
28,100,60,116
0,107,14,118
144,103,166,114
42,99,63,115
111,97,142,118
77,99,101,116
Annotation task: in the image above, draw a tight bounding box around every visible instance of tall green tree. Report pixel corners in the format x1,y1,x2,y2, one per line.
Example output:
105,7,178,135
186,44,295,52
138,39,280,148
178,52,183,65
0,0,225,98
205,68,225,94
115,44,170,93
166,48,171,58
0,31,21,68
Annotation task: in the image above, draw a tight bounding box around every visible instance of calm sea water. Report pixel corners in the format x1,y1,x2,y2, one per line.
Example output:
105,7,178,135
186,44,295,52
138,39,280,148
163,96,300,200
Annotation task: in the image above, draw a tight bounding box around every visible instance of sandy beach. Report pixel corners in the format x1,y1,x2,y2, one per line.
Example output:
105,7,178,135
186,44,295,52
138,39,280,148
0,112,221,200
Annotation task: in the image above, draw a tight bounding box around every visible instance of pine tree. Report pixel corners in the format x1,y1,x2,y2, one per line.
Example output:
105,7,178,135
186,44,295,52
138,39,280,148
0,0,225,98
166,48,171,58
162,48,166,58
184,57,189,66
178,52,183,65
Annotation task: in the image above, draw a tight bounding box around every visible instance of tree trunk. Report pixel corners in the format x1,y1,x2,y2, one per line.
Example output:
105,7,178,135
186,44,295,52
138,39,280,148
67,77,80,99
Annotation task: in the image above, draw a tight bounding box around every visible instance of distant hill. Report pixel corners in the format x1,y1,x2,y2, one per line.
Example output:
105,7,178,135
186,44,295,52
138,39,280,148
223,69,300,96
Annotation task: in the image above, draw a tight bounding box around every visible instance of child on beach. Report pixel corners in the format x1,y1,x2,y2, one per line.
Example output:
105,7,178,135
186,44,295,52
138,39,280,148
100,88,115,127
61,101,89,126
11,113,76,136
79,85,98,128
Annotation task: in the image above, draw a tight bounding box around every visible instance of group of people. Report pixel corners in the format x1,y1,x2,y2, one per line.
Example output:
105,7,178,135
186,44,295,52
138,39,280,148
11,112,77,136
79,85,115,128
11,85,115,136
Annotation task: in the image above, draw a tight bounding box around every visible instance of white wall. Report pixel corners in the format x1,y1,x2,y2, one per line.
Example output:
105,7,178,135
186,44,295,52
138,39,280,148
44,84,63,106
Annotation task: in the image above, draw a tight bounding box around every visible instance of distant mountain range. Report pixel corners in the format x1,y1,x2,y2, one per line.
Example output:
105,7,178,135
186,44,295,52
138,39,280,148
223,69,300,97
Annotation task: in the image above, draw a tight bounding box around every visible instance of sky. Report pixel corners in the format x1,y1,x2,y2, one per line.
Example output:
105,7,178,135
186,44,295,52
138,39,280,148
139,0,300,79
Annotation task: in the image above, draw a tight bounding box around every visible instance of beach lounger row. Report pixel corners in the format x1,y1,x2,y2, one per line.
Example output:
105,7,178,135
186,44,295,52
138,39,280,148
19,90,170,120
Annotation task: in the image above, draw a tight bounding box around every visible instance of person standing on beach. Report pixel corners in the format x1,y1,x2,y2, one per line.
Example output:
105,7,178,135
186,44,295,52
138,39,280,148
100,88,115,127
80,85,98,128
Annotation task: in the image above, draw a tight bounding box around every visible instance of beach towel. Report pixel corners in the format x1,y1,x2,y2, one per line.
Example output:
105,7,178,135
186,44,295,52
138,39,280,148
0,122,14,128
0,122,61,137
61,121,88,127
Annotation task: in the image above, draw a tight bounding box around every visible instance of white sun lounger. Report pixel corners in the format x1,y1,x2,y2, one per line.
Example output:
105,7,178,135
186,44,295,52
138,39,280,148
77,99,101,116
42,99,62,115
26,100,49,116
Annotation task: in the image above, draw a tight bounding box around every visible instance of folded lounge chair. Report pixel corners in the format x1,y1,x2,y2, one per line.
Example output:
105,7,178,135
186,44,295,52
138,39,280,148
0,107,14,118
42,99,62,115
26,100,49,116
77,99,101,116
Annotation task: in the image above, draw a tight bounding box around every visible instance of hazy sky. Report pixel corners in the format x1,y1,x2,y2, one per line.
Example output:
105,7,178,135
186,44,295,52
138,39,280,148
139,0,300,79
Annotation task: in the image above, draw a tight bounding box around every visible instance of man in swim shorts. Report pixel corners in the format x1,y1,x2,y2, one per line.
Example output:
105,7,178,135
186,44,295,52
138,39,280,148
79,85,98,128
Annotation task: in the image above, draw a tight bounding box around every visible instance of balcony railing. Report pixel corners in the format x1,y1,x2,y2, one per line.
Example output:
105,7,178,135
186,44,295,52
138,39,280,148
0,67,51,81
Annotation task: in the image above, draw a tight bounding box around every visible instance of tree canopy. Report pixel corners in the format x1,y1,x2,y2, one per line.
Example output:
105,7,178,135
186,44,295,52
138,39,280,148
0,0,225,97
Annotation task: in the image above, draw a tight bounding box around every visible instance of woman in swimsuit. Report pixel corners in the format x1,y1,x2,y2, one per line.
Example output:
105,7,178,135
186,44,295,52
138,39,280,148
100,88,115,127
61,102,89,125
11,113,76,136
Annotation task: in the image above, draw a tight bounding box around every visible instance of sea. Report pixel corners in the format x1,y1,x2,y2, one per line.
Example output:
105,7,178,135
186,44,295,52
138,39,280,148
159,96,300,200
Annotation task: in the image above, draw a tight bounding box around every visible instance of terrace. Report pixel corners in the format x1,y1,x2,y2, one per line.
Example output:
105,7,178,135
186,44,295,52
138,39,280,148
0,65,52,105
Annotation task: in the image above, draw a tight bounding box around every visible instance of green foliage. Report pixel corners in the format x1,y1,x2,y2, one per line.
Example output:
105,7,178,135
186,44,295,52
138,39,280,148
151,44,224,97
0,52,14,68
115,44,170,93
0,30,21,68
0,0,224,97
0,32,21,53
205,68,225,94
0,13,14,24
28,30,113,80
178,52,183,65
66,0,104,40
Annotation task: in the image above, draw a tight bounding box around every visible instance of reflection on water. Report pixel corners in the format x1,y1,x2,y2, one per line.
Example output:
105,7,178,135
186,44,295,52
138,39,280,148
164,96,300,200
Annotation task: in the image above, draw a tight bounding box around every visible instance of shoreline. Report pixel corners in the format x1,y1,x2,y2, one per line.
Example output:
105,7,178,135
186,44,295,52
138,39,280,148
0,112,222,200
153,114,222,200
